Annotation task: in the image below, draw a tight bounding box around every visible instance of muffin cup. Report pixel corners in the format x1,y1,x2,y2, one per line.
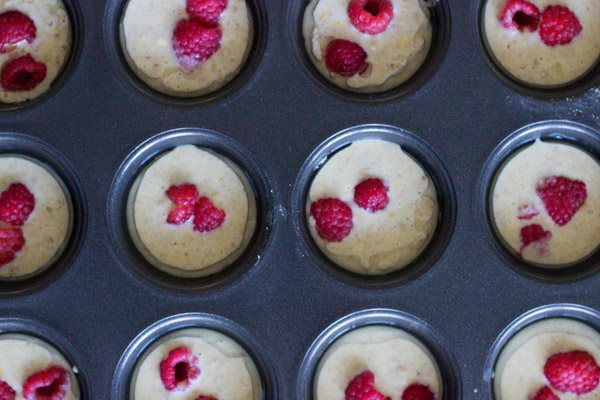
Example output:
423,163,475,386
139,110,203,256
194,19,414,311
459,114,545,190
0,133,86,295
475,120,600,283
296,308,461,400
0,317,91,399
0,0,83,112
103,0,268,106
292,124,456,288
483,303,600,399
111,312,277,400
288,0,451,103
473,0,600,99
107,128,273,293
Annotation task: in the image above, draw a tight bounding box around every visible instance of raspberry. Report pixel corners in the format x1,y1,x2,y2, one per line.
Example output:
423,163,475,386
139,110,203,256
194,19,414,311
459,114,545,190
539,5,582,46
193,197,226,233
536,176,587,226
517,204,539,220
166,183,199,206
529,386,559,400
166,183,198,225
0,380,15,400
401,384,435,400
187,0,227,28
310,198,353,242
0,226,25,266
544,351,600,394
499,0,540,32
1,55,47,91
22,366,69,400
173,20,221,70
0,183,35,226
324,39,368,77
345,371,375,400
160,347,201,392
354,178,389,212
348,0,393,35
0,11,36,53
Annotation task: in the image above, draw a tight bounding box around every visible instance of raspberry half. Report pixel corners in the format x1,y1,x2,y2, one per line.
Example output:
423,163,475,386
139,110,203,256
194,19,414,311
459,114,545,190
499,0,540,32
187,0,227,28
1,55,47,91
324,39,368,77
536,175,586,226
529,386,560,400
0,380,15,400
544,351,600,394
0,226,25,267
348,0,393,35
0,183,35,226
166,183,199,225
539,5,582,46
345,371,375,400
22,366,69,400
354,178,389,212
401,383,435,400
310,198,353,242
193,197,226,233
160,347,201,392
0,11,36,53
173,20,222,70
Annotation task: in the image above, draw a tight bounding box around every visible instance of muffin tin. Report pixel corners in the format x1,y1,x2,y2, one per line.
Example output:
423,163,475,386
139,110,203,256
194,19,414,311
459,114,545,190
1,0,600,399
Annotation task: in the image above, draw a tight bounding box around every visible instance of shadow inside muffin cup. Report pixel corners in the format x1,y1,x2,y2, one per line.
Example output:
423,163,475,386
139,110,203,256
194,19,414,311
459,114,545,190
111,313,277,400
107,128,272,293
483,303,600,400
0,318,91,400
292,124,456,289
0,133,86,296
0,0,83,112
477,120,600,283
288,0,451,103
103,0,268,106
296,308,461,400
474,0,600,99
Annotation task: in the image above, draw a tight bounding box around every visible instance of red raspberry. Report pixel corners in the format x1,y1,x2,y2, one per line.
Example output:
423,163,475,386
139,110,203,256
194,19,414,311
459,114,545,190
347,0,393,35
345,371,375,400
0,11,36,53
499,0,540,32
520,223,551,246
193,197,226,233
324,39,368,77
539,5,582,46
194,397,218,400
22,366,69,400
310,198,353,242
0,183,35,226
0,226,25,266
402,383,435,400
187,0,227,28
536,176,587,226
0,380,15,400
1,55,47,91
166,183,198,225
166,183,199,206
160,347,201,392
529,386,560,400
544,351,600,394
354,178,389,212
517,204,539,220
172,20,221,70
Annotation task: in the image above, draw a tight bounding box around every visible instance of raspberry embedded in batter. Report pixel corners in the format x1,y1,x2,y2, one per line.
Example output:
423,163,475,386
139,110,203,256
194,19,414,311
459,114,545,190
187,0,227,28
401,383,435,400
544,350,600,394
324,39,368,77
0,10,36,53
499,0,540,32
172,20,222,70
1,55,47,92
539,5,582,46
193,197,226,233
0,380,15,400
0,226,25,267
529,386,559,400
536,175,587,227
160,347,201,392
354,178,389,212
310,197,353,242
0,182,35,226
348,0,394,35
22,366,69,400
